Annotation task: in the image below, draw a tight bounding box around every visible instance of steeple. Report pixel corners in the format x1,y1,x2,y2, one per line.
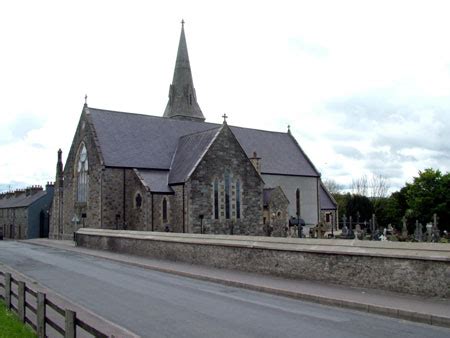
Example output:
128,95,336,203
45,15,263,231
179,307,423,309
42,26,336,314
163,20,205,122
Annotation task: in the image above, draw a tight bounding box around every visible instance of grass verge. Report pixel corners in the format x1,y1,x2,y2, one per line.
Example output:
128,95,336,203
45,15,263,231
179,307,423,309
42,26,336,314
0,299,36,338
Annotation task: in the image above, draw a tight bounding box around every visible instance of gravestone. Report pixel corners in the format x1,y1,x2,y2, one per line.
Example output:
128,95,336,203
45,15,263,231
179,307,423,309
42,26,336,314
401,217,408,238
414,220,423,242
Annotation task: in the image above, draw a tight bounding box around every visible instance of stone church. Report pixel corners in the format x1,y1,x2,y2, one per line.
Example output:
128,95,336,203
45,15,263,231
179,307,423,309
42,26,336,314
49,23,336,240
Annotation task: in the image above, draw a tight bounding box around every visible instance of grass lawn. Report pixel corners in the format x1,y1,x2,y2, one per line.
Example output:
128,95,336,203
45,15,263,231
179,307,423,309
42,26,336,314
0,299,36,338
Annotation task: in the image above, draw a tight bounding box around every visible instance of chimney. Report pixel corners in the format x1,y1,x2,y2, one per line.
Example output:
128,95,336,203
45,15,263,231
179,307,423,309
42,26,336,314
250,151,262,175
26,185,42,196
45,181,55,195
14,189,25,198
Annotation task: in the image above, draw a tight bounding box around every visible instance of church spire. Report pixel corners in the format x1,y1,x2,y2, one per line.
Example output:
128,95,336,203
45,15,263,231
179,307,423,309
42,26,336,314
163,20,205,122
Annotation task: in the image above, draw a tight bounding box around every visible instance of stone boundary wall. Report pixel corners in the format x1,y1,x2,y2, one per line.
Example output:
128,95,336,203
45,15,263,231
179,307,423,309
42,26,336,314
75,228,450,298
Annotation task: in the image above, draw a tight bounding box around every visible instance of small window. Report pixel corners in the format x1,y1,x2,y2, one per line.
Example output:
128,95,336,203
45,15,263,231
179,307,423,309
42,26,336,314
162,198,168,222
236,179,241,219
296,188,301,217
225,172,230,219
214,179,219,219
135,193,142,209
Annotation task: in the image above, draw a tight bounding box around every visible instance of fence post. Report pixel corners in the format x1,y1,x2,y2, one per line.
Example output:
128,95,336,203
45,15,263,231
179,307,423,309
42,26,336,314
18,281,25,322
4,273,11,310
65,309,76,338
37,292,46,338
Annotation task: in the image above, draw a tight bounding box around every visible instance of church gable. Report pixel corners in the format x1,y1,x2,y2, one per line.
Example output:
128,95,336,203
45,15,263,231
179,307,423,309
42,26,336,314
52,105,105,238
186,124,264,235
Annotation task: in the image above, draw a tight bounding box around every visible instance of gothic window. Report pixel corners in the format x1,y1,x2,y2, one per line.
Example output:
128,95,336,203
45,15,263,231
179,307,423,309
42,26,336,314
135,193,142,209
214,179,219,219
225,171,230,219
236,179,241,219
77,143,89,203
212,173,243,221
296,188,301,218
162,198,168,222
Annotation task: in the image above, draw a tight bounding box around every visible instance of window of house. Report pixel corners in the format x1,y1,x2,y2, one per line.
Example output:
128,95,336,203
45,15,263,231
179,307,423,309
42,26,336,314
236,179,241,219
225,172,230,219
214,179,219,219
135,193,142,209
77,143,89,203
296,188,301,218
212,173,243,221
162,198,168,222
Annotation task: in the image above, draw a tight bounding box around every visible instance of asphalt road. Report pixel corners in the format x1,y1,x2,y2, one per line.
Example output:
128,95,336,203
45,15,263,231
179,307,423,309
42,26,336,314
0,241,449,338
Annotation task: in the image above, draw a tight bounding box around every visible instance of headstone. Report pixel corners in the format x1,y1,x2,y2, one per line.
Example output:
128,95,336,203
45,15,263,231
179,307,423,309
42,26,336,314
432,214,440,241
401,217,408,238
414,220,423,241
342,224,348,236
426,223,433,242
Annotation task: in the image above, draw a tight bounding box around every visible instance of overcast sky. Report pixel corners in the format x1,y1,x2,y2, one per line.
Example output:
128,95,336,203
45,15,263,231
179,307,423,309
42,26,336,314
1,0,449,193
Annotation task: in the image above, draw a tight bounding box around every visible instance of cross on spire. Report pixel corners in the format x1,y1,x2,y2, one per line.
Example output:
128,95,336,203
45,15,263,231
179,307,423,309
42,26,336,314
181,19,185,27
84,94,88,105
222,113,228,123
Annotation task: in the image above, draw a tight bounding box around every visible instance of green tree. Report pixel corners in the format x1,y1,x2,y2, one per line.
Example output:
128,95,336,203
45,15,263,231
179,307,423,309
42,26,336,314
405,169,450,232
345,194,374,223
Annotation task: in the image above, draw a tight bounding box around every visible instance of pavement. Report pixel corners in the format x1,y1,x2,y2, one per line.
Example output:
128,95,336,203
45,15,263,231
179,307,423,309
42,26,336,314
22,238,450,329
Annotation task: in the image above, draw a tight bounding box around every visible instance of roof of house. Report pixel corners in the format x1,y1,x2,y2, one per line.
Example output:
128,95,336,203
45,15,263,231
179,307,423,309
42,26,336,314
135,169,173,193
0,190,48,209
169,126,221,184
88,108,320,178
319,183,338,210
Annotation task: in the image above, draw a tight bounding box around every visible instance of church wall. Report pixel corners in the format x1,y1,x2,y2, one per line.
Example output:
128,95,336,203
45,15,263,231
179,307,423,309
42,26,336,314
100,168,125,229
264,187,290,237
262,175,319,226
124,170,148,231
187,126,264,235
150,194,179,232
169,185,185,233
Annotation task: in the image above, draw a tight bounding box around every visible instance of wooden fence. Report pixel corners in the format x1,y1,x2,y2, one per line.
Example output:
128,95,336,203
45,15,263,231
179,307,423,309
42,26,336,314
0,269,107,338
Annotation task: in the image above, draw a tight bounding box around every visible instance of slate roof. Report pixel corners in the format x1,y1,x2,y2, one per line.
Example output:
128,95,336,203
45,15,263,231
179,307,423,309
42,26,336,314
88,108,320,178
169,127,221,184
0,190,47,209
135,170,173,193
319,183,337,210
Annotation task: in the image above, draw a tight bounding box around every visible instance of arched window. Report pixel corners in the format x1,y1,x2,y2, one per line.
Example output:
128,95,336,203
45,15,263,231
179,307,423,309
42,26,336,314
213,179,219,219
296,188,301,218
162,198,168,222
225,171,230,219
236,179,241,219
135,193,142,209
77,144,89,202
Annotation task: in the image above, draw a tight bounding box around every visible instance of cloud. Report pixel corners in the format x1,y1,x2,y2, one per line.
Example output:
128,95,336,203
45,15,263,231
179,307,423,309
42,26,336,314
0,113,45,144
333,145,364,160
288,37,328,58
